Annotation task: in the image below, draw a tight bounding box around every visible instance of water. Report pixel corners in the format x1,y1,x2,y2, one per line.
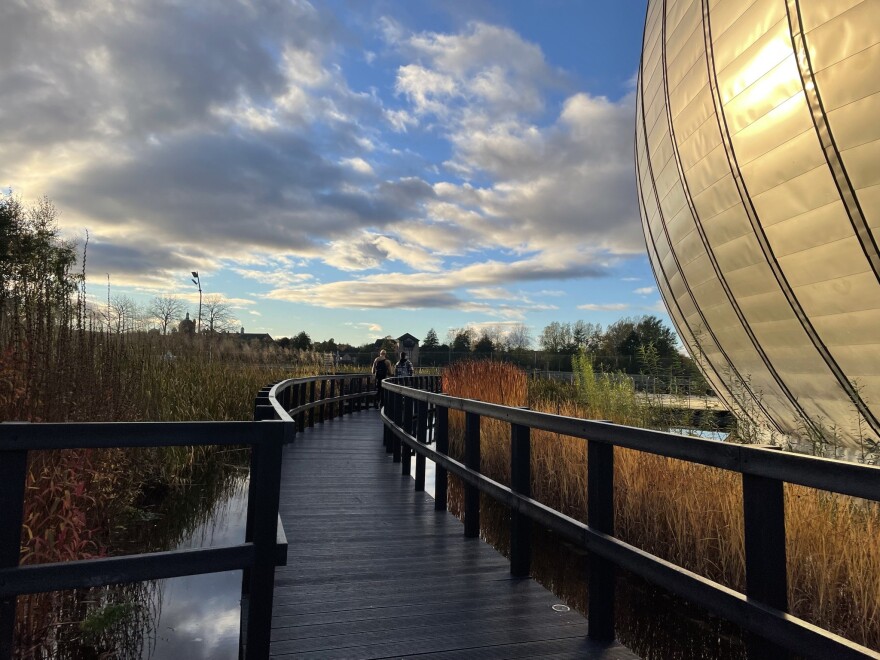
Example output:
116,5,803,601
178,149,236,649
668,427,730,441
143,480,248,659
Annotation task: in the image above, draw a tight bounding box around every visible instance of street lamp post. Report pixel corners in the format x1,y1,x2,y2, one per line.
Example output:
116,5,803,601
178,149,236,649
191,271,202,334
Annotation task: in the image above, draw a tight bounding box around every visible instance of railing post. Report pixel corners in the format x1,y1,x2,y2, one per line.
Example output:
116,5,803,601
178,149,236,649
307,380,316,427
341,377,349,415
243,424,284,659
253,387,270,420
414,399,428,491
383,386,393,453
401,394,414,476
327,379,336,420
392,390,402,463
435,406,448,511
587,440,615,641
300,383,308,430
0,449,28,659
319,379,327,423
464,412,481,538
510,421,531,577
743,472,788,659
337,379,345,418
281,384,291,414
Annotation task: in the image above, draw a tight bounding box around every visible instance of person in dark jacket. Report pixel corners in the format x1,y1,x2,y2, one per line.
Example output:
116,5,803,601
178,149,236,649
395,352,414,377
371,349,392,408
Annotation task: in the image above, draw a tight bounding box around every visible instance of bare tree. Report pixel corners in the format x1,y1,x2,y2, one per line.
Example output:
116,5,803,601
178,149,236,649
506,323,533,351
106,295,140,334
202,294,235,332
149,295,184,334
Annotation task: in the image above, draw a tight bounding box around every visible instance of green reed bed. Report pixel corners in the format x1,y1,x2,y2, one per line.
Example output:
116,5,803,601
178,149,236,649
442,359,880,653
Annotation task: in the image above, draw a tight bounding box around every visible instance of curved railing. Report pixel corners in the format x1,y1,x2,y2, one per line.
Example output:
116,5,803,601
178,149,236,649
380,376,880,660
255,373,374,425
0,373,378,660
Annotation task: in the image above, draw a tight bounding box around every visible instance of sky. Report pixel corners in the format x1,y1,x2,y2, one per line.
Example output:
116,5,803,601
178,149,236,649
1,0,661,347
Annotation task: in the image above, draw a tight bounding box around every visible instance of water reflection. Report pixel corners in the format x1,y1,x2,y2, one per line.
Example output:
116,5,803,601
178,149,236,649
668,427,730,441
144,478,248,660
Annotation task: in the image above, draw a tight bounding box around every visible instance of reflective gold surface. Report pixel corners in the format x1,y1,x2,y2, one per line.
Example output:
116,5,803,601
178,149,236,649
636,0,880,452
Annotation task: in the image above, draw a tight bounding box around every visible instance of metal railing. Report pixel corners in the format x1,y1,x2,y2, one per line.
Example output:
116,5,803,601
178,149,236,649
0,421,289,659
256,373,374,424
0,372,377,660
380,375,880,660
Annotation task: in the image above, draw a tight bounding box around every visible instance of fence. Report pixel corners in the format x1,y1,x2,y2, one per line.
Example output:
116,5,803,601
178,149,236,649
380,375,880,660
0,372,376,659
0,421,289,659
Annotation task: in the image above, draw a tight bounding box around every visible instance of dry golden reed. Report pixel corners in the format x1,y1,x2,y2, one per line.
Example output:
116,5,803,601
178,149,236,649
443,360,880,650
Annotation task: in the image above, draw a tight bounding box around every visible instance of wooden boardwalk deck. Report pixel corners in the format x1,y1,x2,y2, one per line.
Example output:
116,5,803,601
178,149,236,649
270,408,637,659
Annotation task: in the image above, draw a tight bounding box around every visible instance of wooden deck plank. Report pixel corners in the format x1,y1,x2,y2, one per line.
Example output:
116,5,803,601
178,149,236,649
271,409,638,659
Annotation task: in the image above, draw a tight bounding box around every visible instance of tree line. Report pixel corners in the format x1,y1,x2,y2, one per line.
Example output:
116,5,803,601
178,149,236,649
288,316,707,389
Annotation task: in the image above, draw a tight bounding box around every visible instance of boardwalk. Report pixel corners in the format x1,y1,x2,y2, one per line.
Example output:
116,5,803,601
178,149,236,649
271,408,637,659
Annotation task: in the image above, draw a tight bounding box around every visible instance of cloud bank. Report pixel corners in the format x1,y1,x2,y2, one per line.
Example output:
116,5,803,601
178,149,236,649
1,0,642,324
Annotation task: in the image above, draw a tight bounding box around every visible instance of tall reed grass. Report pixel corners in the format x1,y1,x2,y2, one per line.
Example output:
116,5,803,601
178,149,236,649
443,359,880,651
1,196,337,656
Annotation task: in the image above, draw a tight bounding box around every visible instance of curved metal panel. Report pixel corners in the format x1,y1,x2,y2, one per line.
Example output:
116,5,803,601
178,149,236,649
637,0,880,453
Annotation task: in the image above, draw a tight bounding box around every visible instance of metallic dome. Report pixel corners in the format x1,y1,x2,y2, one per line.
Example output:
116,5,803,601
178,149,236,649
635,0,880,454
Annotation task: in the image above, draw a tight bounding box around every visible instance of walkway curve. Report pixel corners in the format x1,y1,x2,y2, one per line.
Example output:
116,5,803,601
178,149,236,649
269,408,637,659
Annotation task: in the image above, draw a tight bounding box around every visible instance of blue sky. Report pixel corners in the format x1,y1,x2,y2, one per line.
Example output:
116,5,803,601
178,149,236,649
1,0,662,346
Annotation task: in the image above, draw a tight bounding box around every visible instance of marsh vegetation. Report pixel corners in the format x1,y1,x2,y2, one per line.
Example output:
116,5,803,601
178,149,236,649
442,360,880,655
0,195,318,657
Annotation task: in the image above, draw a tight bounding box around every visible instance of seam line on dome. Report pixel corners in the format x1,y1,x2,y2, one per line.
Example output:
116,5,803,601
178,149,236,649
657,0,786,430
701,0,880,437
786,0,880,285
635,0,766,430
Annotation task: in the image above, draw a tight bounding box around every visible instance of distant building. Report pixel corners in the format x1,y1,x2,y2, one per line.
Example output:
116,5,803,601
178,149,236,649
178,312,195,335
236,327,278,347
397,333,420,366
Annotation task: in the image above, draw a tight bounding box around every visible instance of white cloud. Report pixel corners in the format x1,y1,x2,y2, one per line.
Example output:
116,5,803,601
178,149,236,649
467,287,517,300
578,303,629,311
340,157,375,176
263,253,593,319
345,321,384,333
633,286,655,295
323,232,443,272
395,64,459,116
2,2,646,328
385,108,417,132
230,267,314,287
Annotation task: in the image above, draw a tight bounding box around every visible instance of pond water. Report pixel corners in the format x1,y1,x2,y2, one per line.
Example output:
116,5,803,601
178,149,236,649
668,427,730,441
143,480,248,659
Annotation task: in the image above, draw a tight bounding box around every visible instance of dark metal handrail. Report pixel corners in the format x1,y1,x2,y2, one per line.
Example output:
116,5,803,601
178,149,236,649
380,376,880,660
258,372,374,425
0,372,376,659
0,420,288,660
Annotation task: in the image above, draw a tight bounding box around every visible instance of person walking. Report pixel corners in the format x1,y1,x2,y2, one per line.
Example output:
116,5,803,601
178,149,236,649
371,349,393,408
395,352,414,377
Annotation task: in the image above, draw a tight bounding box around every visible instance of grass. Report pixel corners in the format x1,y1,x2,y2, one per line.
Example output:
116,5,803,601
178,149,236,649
442,359,880,652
